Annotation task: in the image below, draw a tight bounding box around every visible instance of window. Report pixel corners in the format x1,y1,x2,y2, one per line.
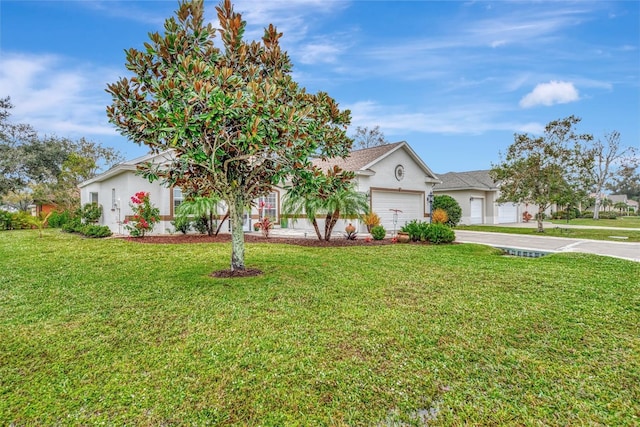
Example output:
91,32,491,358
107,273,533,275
258,192,277,219
90,192,98,204
111,188,116,210
173,187,184,213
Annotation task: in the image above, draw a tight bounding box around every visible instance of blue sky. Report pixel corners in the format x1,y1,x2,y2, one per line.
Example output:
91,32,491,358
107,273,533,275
1,0,638,174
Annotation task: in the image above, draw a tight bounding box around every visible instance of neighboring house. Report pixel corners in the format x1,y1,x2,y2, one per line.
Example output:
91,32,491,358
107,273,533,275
433,170,530,225
607,194,638,214
79,142,440,235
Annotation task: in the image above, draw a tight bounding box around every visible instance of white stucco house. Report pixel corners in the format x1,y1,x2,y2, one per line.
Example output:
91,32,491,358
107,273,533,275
433,170,531,225
79,141,440,235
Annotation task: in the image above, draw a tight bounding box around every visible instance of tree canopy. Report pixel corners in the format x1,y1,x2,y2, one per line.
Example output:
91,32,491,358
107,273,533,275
351,125,388,150
490,116,594,232
106,0,352,272
0,97,123,211
588,130,637,219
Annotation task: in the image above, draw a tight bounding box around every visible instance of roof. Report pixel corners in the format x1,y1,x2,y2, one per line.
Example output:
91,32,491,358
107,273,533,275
312,141,439,182
434,170,499,192
78,150,174,188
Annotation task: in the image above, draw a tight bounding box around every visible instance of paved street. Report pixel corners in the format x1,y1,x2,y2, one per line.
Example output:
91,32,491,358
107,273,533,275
269,224,640,262
455,230,640,262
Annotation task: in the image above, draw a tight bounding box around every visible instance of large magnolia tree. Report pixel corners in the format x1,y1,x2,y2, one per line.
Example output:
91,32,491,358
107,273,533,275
106,0,352,272
490,116,594,232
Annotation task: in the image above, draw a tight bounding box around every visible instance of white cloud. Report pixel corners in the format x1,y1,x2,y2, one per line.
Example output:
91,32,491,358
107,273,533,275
0,53,119,137
519,81,580,108
346,100,535,136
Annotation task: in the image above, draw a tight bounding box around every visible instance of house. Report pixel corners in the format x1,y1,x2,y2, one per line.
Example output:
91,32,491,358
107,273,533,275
79,142,440,235
311,141,440,233
607,194,638,214
433,170,528,225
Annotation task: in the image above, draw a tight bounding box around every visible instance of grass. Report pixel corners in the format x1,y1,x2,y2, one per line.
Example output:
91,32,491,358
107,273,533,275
458,224,640,242
549,216,640,229
1,230,639,425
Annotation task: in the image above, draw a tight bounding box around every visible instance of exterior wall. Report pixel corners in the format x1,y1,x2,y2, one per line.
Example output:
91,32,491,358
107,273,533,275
434,190,488,225
289,148,436,234
80,172,174,235
80,146,437,236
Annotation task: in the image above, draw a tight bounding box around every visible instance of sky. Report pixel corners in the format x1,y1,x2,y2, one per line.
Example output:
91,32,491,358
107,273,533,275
1,0,639,174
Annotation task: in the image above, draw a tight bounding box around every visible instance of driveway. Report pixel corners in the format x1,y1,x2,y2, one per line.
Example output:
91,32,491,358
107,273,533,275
455,230,640,262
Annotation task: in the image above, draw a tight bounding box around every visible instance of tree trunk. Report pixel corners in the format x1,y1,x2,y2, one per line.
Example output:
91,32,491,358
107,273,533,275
215,210,230,236
537,206,545,232
593,195,601,220
208,211,214,236
324,210,340,241
229,198,245,271
311,218,322,240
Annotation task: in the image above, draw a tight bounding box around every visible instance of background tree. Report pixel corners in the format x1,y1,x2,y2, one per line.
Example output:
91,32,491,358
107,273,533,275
0,97,37,196
351,125,388,150
106,0,352,273
588,130,638,219
607,164,640,202
1,97,123,210
490,116,594,232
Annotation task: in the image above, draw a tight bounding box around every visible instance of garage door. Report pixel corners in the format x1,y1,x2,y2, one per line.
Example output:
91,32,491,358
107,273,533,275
371,190,424,233
470,198,483,224
498,203,518,224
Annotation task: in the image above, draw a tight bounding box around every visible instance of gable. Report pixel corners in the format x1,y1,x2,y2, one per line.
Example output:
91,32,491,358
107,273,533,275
313,141,439,183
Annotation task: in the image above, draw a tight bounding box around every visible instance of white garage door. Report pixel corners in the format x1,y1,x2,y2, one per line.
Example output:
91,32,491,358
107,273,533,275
371,190,424,232
498,203,518,224
470,198,483,224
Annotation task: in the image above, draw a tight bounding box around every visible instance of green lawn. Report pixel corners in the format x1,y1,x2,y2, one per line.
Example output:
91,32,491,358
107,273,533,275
458,224,640,242
1,230,639,425
549,216,640,229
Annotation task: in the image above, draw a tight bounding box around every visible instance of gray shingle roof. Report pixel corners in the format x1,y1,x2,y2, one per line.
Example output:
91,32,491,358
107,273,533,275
434,170,498,191
312,142,404,172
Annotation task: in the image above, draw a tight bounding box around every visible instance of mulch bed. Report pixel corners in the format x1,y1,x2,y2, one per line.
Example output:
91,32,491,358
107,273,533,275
123,233,396,247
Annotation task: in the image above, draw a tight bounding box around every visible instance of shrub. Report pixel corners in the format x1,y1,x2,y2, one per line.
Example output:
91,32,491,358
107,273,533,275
171,216,191,234
124,191,160,237
62,217,83,233
424,223,455,244
48,210,72,228
361,212,381,232
255,216,273,238
370,225,386,240
10,212,33,230
432,195,462,226
192,217,209,234
400,220,422,242
80,203,103,224
0,210,13,230
431,208,448,224
400,220,433,242
81,225,113,238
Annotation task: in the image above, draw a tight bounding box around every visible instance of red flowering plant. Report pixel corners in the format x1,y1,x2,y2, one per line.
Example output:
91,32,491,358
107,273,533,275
124,191,160,237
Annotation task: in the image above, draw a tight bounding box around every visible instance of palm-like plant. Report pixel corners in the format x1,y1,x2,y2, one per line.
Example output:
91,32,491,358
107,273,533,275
322,186,368,241
283,183,368,241
282,192,325,240
175,196,225,236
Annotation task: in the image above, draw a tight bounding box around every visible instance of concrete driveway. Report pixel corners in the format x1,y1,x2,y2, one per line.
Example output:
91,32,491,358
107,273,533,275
455,230,640,262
